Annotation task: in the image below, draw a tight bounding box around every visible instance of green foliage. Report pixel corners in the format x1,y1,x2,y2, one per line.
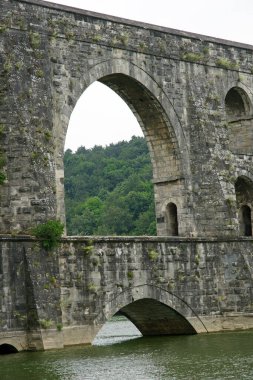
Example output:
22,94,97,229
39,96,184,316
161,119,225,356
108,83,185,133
35,69,44,78
87,282,97,292
216,58,239,70
39,319,53,329
32,220,64,250
148,250,159,261
127,271,134,280
3,61,12,73
29,31,41,49
92,34,101,42
56,323,63,331
0,172,6,185
64,136,156,236
181,52,204,62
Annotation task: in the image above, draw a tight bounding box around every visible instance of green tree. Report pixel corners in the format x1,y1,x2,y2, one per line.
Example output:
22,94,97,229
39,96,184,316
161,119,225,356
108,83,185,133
64,136,156,236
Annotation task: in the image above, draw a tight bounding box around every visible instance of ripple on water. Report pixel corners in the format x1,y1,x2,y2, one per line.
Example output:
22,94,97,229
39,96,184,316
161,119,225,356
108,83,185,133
0,318,253,380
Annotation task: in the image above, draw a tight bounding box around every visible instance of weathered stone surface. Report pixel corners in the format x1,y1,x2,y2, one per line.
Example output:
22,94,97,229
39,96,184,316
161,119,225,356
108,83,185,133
1,236,253,351
0,0,253,236
1,0,253,352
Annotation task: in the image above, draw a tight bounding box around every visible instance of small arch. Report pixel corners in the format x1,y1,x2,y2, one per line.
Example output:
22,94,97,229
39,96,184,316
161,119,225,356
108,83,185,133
239,205,252,236
225,87,251,121
235,176,253,236
165,202,179,236
235,176,253,204
225,87,253,155
0,343,18,355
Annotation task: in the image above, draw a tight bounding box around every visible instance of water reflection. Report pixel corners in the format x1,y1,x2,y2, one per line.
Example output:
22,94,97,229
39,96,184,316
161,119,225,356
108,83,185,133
93,315,141,346
0,317,253,380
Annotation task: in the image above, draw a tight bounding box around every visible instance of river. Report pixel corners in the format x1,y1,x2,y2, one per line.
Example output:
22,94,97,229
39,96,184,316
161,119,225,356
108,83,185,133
0,316,253,380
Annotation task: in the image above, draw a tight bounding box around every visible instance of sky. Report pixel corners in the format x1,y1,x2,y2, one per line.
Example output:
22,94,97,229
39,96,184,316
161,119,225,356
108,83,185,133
43,0,253,151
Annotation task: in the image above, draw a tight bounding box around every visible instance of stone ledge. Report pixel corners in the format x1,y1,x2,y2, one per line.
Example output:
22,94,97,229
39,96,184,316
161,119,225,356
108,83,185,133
1,235,253,243
18,0,253,51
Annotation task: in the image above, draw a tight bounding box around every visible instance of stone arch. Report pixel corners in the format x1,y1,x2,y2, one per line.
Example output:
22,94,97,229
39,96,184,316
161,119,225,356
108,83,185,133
225,87,252,120
94,284,207,339
0,343,19,355
235,176,253,205
225,86,253,155
55,59,193,235
235,176,253,236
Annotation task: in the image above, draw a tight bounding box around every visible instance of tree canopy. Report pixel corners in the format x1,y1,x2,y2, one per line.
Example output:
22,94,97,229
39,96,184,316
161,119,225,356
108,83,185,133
64,136,156,236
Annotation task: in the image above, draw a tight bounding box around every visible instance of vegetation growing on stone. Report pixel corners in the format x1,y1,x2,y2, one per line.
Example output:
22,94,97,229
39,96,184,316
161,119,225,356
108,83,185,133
127,271,134,279
64,136,156,236
39,319,53,329
29,31,41,49
148,250,159,261
216,58,239,70
32,220,64,250
181,52,204,62
0,172,6,185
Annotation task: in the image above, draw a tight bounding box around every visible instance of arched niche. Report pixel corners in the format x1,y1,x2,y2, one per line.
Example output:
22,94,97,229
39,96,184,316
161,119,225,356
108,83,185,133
235,176,253,236
165,202,179,236
225,87,253,155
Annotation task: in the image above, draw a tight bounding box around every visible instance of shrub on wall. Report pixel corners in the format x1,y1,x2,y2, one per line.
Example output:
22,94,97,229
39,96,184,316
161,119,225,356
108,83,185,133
32,220,64,250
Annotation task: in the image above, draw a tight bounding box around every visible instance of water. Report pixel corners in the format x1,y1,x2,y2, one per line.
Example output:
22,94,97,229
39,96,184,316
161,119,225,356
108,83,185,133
1,317,253,380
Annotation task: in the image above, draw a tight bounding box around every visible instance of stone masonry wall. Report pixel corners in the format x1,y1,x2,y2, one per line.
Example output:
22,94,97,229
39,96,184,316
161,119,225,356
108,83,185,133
0,236,253,350
0,0,253,236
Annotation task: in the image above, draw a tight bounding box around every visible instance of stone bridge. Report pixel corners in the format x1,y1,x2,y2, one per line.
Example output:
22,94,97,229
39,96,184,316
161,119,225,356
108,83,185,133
1,0,253,352
0,236,253,352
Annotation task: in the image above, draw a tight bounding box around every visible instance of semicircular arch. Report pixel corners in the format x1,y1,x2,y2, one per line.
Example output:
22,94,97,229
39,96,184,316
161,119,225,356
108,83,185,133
55,59,192,234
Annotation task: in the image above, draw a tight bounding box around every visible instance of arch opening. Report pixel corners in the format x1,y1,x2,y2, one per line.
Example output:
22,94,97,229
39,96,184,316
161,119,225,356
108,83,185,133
64,80,157,236
235,176,253,236
239,205,252,236
117,298,196,336
98,74,181,182
165,202,179,236
225,87,253,155
94,297,196,345
65,81,142,151
62,70,184,236
0,343,18,355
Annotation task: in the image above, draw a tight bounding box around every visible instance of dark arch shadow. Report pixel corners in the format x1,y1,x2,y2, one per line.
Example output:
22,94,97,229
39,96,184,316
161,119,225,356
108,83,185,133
119,298,196,336
225,86,251,121
0,343,19,355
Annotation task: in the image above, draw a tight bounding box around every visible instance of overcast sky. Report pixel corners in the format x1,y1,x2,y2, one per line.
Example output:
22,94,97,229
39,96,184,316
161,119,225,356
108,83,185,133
43,0,253,151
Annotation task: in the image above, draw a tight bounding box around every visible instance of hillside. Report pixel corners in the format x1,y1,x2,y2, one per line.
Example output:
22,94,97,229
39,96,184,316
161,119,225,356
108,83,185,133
64,136,156,236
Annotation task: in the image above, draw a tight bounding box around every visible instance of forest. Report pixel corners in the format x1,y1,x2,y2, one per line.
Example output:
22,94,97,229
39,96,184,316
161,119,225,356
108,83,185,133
64,136,156,236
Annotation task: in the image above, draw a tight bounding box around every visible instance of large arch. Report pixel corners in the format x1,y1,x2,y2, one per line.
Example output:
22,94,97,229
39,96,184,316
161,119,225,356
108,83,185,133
53,59,193,236
93,284,207,339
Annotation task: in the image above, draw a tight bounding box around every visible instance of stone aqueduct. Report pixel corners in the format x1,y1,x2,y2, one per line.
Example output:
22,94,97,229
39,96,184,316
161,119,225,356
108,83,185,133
0,0,253,352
